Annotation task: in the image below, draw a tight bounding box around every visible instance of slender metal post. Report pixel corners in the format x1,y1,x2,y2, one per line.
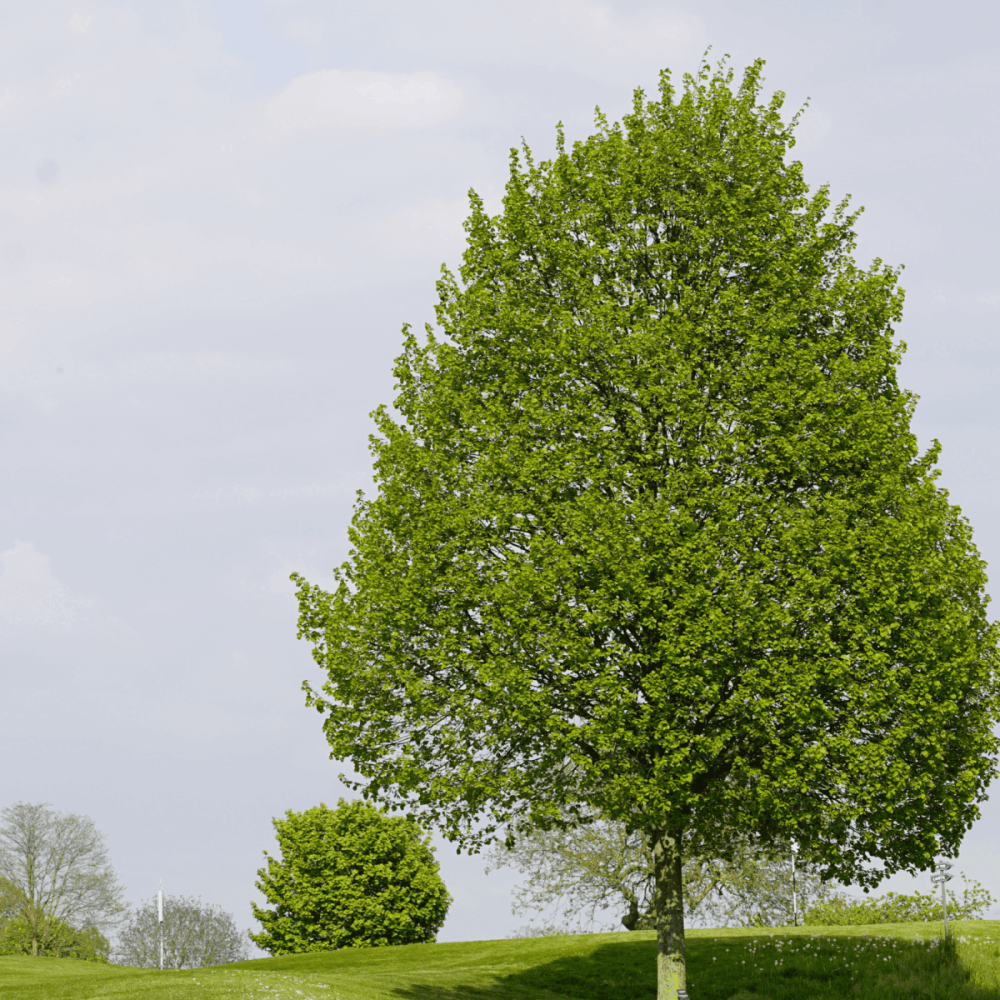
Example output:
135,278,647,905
791,840,799,926
931,861,953,940
158,879,164,970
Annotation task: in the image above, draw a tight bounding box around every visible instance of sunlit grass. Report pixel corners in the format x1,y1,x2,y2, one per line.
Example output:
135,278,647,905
1,920,999,998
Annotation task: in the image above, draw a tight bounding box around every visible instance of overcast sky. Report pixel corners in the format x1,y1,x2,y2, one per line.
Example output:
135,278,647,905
2,0,999,948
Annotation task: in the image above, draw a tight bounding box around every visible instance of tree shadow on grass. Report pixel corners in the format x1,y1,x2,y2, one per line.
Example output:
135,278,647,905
389,936,656,1000
390,933,1000,1000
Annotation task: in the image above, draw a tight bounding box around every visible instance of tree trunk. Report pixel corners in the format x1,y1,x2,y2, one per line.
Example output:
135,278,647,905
651,827,686,1000
31,933,38,957
622,896,640,931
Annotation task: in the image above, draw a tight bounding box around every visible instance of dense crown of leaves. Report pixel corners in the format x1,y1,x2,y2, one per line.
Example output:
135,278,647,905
250,800,451,955
294,59,1000,893
115,894,250,969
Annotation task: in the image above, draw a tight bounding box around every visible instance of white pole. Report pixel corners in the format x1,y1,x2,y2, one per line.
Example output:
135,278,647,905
941,873,949,939
932,861,953,941
158,880,164,971
791,840,799,926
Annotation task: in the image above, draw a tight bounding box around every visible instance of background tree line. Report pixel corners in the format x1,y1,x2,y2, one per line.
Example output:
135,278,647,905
1,795,993,971
0,797,452,964
0,801,248,967
485,813,995,934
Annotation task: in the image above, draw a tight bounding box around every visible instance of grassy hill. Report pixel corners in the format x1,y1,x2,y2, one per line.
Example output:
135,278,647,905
2,922,999,999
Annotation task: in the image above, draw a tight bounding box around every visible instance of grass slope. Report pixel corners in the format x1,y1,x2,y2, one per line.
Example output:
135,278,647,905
2,922,999,999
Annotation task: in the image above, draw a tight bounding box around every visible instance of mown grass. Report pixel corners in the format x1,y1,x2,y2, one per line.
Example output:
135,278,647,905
2,921,999,999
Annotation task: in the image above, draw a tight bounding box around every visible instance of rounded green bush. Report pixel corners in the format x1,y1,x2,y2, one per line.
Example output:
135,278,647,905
250,799,451,954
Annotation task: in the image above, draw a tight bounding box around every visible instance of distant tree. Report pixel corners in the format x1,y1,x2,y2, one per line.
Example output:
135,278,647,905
696,845,836,928
804,875,995,926
293,56,1000,1000
0,876,18,923
115,894,250,969
0,802,126,957
250,800,451,955
0,915,109,961
485,814,835,931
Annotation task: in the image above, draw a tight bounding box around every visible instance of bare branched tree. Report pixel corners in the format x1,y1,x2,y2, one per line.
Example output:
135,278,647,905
485,815,837,931
0,876,19,923
0,802,126,956
116,894,250,969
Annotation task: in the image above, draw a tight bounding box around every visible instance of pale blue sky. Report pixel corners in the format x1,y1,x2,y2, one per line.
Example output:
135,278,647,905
1,0,998,947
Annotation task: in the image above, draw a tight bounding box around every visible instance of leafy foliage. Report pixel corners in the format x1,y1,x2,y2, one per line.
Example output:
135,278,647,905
294,56,1000,998
115,893,249,969
804,875,995,925
0,915,110,961
0,802,126,957
250,799,451,955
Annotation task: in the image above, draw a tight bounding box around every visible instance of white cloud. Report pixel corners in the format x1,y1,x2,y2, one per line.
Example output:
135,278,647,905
67,13,91,34
266,68,464,130
0,541,137,654
0,540,90,634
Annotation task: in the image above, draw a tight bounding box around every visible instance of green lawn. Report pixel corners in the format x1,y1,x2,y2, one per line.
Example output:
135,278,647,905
2,921,999,999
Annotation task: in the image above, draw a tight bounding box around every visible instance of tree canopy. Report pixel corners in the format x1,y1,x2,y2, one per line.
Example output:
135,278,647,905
250,800,451,954
294,58,1000,999
115,894,250,969
0,802,126,958
0,915,109,961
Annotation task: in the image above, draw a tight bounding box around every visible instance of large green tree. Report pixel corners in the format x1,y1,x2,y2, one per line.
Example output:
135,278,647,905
294,59,1000,999
250,800,451,954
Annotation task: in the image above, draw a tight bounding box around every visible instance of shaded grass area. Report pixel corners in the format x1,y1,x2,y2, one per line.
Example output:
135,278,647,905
1,921,999,999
